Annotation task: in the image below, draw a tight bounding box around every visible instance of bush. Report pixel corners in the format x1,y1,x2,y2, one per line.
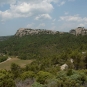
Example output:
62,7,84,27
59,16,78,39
36,71,53,84
0,56,8,62
0,70,15,87
32,82,44,87
20,71,35,80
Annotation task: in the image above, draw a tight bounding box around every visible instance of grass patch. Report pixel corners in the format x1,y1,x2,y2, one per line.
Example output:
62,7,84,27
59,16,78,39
0,57,33,70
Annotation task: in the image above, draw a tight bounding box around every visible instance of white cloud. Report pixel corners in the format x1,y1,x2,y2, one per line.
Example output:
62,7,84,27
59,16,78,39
36,23,45,28
50,26,56,30
77,23,85,27
64,12,69,15
53,19,56,22
39,23,45,27
68,0,75,1
59,15,87,30
0,0,16,5
0,0,54,20
27,23,35,28
58,22,77,31
0,0,70,20
11,2,31,13
77,23,87,27
52,19,56,25
0,10,12,19
35,14,52,20
52,23,55,25
58,1,65,6
60,15,87,22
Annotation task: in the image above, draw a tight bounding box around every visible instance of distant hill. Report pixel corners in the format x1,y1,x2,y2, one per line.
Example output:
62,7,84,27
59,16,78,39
0,36,13,41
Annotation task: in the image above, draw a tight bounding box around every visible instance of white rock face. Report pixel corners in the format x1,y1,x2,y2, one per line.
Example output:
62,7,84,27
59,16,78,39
70,27,87,36
15,28,58,37
70,59,73,63
82,52,86,54
60,64,68,71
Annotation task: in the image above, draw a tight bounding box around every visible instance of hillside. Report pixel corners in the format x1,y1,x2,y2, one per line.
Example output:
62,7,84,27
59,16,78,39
0,33,87,59
1,32,87,87
0,34,83,58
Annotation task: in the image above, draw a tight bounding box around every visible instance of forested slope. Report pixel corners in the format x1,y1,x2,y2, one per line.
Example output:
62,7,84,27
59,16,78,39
0,33,87,59
1,33,87,87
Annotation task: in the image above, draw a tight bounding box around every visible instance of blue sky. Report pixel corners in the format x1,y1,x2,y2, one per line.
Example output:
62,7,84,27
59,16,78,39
0,0,87,36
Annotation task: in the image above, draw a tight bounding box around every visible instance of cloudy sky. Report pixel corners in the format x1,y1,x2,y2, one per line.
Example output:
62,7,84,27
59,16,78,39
0,0,87,36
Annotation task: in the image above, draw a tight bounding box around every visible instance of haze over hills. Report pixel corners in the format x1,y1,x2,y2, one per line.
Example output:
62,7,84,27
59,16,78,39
0,36,13,41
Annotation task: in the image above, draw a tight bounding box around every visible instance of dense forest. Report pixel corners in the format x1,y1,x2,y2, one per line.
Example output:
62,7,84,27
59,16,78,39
1,33,87,87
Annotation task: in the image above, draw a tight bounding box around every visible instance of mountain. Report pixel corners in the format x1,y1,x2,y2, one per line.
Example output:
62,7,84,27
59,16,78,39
1,29,87,87
0,32,87,60
15,28,59,37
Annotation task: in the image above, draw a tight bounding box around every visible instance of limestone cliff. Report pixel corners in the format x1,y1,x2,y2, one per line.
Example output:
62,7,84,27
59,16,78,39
15,28,59,37
70,27,87,36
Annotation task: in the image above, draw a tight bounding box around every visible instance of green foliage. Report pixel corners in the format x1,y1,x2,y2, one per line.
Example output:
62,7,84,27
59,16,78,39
1,34,87,86
46,78,59,87
32,82,44,87
11,63,22,78
67,69,73,76
0,34,87,60
0,70,15,87
20,71,35,80
36,71,53,84
0,56,8,62
25,61,40,73
56,70,87,87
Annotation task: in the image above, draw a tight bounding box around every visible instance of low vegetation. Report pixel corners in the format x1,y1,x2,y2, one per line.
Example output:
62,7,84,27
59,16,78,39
0,57,32,70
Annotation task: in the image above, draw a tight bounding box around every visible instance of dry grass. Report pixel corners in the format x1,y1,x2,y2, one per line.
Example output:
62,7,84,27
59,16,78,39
0,57,33,70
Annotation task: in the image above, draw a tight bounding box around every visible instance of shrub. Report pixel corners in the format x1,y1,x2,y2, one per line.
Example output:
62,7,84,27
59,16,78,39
20,71,35,80
32,82,44,87
0,56,8,62
36,71,53,84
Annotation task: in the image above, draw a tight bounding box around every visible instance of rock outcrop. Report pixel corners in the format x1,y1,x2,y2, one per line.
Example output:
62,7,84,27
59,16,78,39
60,64,68,71
15,28,59,37
70,27,87,36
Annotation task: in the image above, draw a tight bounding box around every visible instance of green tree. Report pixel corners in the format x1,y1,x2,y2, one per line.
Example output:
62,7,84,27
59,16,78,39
0,69,15,87
20,71,35,80
11,63,22,78
37,71,53,84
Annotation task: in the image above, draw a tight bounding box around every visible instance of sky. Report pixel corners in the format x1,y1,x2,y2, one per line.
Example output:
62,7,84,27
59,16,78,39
0,0,87,36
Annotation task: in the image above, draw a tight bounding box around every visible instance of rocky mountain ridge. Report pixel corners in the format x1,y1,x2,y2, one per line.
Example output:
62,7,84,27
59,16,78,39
69,27,87,36
15,27,87,37
15,28,59,37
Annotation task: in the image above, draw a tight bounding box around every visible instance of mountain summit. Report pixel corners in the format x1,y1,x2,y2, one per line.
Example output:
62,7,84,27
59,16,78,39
15,28,59,37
